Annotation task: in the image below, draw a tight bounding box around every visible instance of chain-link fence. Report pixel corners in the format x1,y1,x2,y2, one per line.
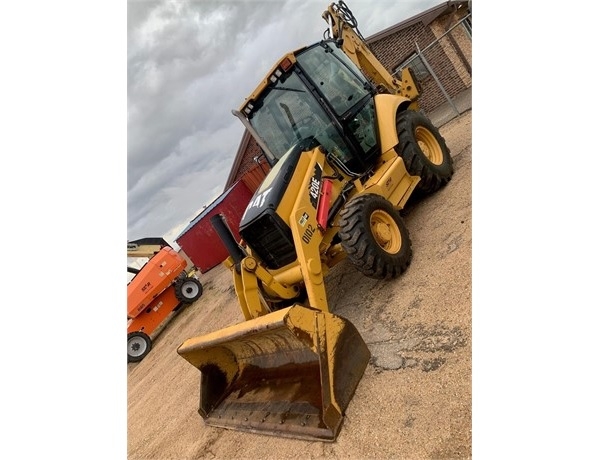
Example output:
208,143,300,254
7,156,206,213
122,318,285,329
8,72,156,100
393,12,472,127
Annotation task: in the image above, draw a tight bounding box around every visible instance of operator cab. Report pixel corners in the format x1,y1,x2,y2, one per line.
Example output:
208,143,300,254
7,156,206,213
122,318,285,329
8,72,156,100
243,40,380,177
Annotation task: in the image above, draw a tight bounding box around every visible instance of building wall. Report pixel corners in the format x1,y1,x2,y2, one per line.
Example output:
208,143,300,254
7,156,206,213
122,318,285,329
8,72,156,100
369,22,433,72
236,137,262,180
176,180,255,273
430,22,471,87
229,136,271,189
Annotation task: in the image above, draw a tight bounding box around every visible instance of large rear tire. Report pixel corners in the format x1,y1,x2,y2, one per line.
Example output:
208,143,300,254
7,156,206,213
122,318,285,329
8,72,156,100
128,331,152,363
174,277,203,303
338,194,412,280
395,109,453,194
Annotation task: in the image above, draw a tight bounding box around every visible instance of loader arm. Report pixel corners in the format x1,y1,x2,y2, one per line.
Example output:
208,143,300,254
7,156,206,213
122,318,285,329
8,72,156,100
227,252,313,321
323,1,420,104
287,147,331,312
227,145,336,320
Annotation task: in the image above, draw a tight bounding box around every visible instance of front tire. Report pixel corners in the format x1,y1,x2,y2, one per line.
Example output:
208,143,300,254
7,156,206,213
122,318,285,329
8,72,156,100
174,277,203,303
396,109,453,194
128,331,152,363
338,194,412,280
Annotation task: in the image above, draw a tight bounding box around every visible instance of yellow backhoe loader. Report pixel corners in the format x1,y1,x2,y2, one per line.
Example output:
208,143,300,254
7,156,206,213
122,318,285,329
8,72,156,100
177,1,453,442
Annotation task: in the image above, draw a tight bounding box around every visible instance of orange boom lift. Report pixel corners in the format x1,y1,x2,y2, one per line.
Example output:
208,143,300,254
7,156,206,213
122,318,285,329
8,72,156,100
127,238,203,362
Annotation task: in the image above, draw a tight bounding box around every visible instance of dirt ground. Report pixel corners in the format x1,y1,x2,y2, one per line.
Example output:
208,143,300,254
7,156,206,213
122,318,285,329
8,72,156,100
127,109,472,459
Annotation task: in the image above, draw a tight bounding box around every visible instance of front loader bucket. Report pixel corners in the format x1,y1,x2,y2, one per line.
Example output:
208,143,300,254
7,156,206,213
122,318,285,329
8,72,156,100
177,304,370,442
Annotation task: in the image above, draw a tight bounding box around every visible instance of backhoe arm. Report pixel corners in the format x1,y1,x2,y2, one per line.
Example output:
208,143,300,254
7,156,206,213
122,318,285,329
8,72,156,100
323,1,420,103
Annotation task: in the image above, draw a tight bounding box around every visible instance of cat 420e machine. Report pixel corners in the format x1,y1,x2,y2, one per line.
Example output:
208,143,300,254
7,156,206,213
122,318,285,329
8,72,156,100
177,1,454,442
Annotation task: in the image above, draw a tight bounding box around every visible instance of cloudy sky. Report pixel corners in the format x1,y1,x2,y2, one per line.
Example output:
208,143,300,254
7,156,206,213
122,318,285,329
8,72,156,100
127,0,441,247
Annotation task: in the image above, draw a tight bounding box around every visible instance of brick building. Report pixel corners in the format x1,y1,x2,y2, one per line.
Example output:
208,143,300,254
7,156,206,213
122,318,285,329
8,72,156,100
224,0,472,191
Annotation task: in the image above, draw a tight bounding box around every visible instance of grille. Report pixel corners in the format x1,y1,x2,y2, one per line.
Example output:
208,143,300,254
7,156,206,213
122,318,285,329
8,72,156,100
240,213,297,270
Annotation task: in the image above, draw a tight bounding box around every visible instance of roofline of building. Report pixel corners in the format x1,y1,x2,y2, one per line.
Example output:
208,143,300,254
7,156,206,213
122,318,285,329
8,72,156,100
366,1,467,43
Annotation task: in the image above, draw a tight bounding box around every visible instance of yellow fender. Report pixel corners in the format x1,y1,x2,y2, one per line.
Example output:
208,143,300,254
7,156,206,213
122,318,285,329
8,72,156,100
374,93,412,154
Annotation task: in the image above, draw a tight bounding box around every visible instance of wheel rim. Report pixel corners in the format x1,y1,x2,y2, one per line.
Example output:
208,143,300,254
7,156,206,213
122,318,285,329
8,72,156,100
370,210,401,254
415,126,444,165
181,280,200,299
128,336,148,358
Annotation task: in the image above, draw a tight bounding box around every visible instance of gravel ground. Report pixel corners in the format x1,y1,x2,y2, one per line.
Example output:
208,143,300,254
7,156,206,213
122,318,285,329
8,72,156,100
127,109,472,459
